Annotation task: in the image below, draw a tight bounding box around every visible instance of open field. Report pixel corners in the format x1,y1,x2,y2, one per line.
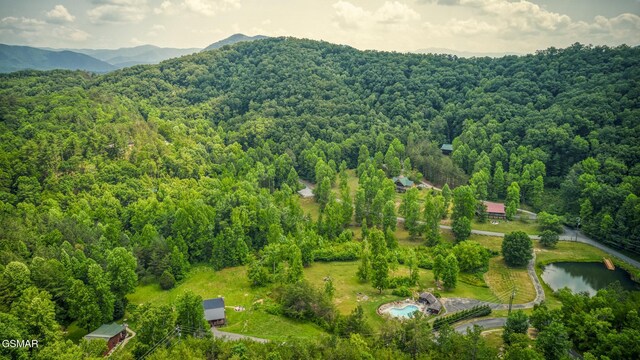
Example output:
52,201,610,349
128,266,325,340
484,258,536,304
470,217,540,235
127,212,638,341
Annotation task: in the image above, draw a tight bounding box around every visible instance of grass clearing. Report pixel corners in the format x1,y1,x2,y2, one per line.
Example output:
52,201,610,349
471,218,540,235
481,329,505,349
64,322,88,343
484,258,536,304
128,265,325,340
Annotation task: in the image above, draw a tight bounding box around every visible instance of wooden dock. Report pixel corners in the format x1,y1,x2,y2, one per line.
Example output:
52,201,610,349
603,258,615,270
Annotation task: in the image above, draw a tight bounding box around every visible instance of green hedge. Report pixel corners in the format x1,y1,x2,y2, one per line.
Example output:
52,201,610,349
432,305,491,330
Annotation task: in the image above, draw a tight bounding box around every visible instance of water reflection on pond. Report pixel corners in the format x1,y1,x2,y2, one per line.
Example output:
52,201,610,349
541,262,639,296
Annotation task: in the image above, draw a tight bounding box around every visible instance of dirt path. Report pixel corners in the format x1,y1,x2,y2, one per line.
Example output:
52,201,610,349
109,327,136,357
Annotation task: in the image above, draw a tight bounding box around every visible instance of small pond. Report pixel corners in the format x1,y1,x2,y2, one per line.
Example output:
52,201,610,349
541,262,639,296
388,305,420,318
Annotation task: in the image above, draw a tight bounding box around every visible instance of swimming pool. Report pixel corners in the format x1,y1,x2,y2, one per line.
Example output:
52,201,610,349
388,305,420,318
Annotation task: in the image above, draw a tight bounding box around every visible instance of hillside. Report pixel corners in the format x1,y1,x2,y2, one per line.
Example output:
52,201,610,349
0,44,115,73
201,33,268,52
0,37,639,359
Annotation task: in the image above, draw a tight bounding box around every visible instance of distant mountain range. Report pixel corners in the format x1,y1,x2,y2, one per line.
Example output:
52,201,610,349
1,35,525,73
202,34,269,52
70,45,200,68
413,47,522,58
0,33,269,73
0,44,115,73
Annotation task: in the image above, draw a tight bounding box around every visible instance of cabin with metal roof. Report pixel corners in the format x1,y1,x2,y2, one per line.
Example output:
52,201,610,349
84,323,127,355
482,201,507,219
440,144,453,155
203,297,226,327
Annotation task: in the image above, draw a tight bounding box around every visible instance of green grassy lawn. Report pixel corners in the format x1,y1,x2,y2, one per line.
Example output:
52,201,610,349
128,266,325,340
64,322,88,343
481,329,505,349
299,197,320,220
484,258,536,304
470,217,540,235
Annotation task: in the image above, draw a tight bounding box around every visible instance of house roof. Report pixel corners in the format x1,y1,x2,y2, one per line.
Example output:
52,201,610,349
483,201,506,214
440,144,453,151
419,292,437,304
84,323,125,340
203,298,225,321
428,301,443,311
297,188,314,198
392,176,414,187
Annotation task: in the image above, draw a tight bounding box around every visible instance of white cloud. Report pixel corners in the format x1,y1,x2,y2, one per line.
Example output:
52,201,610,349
333,1,421,29
333,1,370,29
443,18,498,35
53,26,90,41
46,5,75,23
459,0,571,33
154,1,174,14
155,0,241,16
374,1,420,24
147,24,166,36
88,0,148,24
0,16,88,45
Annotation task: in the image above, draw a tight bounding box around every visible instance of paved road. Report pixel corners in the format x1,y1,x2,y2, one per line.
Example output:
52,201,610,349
211,327,269,343
454,318,507,334
438,224,640,270
560,226,640,269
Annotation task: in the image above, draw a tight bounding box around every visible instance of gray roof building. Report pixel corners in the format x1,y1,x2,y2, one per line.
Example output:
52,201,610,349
297,187,314,198
84,323,126,340
203,297,226,323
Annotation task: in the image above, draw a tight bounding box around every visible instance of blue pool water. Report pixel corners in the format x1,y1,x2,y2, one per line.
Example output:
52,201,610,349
388,305,420,318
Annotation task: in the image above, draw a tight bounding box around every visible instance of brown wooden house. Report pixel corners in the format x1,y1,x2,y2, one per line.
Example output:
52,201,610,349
84,323,127,355
203,297,226,327
483,201,507,219
418,292,443,315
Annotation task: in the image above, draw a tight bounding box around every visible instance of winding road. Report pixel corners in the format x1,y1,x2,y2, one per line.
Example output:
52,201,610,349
454,318,507,334
437,224,640,270
437,214,640,317
440,250,545,314
211,327,269,343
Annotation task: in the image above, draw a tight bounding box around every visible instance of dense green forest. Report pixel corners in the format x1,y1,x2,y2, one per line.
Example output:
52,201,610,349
0,38,639,358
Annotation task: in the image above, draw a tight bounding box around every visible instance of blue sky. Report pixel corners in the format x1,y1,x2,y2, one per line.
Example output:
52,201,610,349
0,0,638,52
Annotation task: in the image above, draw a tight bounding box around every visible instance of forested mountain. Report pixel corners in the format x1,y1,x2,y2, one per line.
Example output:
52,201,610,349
201,33,268,52
413,47,521,58
0,44,115,73
0,37,639,358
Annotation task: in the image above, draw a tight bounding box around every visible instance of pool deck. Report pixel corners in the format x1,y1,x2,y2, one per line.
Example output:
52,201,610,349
378,299,427,318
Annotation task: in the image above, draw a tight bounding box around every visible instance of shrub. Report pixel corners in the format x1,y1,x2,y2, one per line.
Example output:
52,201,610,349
502,231,533,267
391,286,412,297
433,305,491,329
538,212,563,233
313,242,360,262
159,270,176,290
539,230,559,248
